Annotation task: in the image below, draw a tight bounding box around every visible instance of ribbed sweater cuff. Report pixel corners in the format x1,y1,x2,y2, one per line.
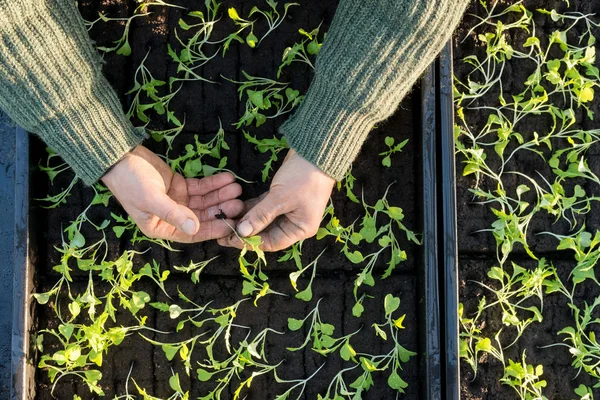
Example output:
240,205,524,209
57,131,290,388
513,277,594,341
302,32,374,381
35,97,147,186
279,79,374,181
0,0,146,185
279,0,469,181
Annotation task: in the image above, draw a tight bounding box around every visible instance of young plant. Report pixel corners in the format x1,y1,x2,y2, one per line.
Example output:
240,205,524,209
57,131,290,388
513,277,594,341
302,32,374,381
243,131,289,182
223,7,257,53
248,0,299,46
288,248,325,302
278,26,323,78
168,6,220,87
228,71,303,129
96,12,150,56
500,352,548,400
167,122,231,179
379,136,408,168
127,51,183,127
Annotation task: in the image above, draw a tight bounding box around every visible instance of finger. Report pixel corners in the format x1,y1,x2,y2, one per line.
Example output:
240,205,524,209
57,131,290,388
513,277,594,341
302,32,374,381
218,216,303,252
189,218,237,242
147,192,200,236
167,174,189,206
188,183,242,210
194,199,245,222
241,193,268,214
235,192,289,238
186,172,236,196
148,217,237,243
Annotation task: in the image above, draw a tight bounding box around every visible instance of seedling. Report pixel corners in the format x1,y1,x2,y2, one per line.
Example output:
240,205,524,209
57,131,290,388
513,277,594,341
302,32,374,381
127,51,183,127
248,0,299,46
243,131,289,181
288,248,325,302
168,7,220,87
500,352,547,399
379,137,408,168
287,299,359,357
173,257,218,284
278,26,323,78
224,1,298,54
96,12,150,56
167,121,234,179
227,71,303,129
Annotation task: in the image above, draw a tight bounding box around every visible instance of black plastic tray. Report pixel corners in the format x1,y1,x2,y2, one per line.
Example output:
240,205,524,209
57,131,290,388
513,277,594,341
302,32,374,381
7,44,458,399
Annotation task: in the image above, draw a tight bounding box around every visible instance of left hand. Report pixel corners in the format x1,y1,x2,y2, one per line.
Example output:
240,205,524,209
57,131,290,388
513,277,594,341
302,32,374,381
102,145,244,243
218,149,335,251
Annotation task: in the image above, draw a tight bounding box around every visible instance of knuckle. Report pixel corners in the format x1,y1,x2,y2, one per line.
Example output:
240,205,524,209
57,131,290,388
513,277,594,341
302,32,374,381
139,226,157,239
163,208,179,225
306,224,320,238
253,208,274,226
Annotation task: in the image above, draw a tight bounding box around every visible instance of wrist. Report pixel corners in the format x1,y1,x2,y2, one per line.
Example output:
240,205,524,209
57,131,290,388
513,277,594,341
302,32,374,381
287,148,336,186
100,145,139,187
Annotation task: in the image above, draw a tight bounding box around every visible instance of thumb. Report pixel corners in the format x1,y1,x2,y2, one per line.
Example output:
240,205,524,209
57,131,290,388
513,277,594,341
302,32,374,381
150,193,200,236
237,192,284,237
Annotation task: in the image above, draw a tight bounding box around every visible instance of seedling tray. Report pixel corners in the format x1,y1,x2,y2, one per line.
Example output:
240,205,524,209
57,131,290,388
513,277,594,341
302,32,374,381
5,3,459,397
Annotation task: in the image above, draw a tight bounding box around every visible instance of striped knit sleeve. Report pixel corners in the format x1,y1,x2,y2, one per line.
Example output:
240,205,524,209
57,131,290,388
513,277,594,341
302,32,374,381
0,0,146,185
279,0,469,180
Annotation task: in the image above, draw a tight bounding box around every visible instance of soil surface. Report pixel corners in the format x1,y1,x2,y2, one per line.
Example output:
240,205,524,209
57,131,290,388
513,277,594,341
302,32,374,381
455,0,600,398
30,0,423,399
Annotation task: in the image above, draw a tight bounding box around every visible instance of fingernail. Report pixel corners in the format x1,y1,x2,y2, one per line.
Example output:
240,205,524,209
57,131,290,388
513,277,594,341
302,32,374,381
237,220,253,237
181,219,197,235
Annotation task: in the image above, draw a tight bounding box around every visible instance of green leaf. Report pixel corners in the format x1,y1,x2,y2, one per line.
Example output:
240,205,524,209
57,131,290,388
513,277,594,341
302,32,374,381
285,88,300,102
345,250,364,264
162,344,179,361
132,291,150,309
242,280,257,295
58,324,74,340
113,226,126,238
352,302,364,317
320,323,335,336
287,318,304,331
197,368,214,382
372,324,388,340
84,370,102,384
384,294,400,317
295,287,313,302
33,293,50,305
116,41,132,56
169,373,182,392
388,371,408,390
382,156,391,167
340,341,356,361
247,90,264,109
169,305,182,319
387,207,404,221
246,33,258,48
70,231,85,248
385,136,394,147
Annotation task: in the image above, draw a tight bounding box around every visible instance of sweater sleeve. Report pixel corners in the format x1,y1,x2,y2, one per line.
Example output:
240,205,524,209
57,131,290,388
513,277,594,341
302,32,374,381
0,0,146,185
279,0,469,180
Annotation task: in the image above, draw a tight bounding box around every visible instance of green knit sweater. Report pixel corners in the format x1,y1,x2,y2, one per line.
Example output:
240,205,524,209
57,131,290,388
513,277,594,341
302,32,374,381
0,0,469,185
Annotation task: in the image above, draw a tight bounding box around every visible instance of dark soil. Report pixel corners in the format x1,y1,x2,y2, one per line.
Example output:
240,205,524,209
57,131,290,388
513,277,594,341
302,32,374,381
30,0,423,399
455,0,600,398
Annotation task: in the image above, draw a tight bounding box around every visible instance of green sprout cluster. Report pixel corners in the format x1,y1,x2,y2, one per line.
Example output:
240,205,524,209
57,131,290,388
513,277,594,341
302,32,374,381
456,1,600,397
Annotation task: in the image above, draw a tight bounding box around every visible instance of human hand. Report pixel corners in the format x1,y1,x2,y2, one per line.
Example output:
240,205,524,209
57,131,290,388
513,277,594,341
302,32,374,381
217,149,335,251
102,145,244,243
